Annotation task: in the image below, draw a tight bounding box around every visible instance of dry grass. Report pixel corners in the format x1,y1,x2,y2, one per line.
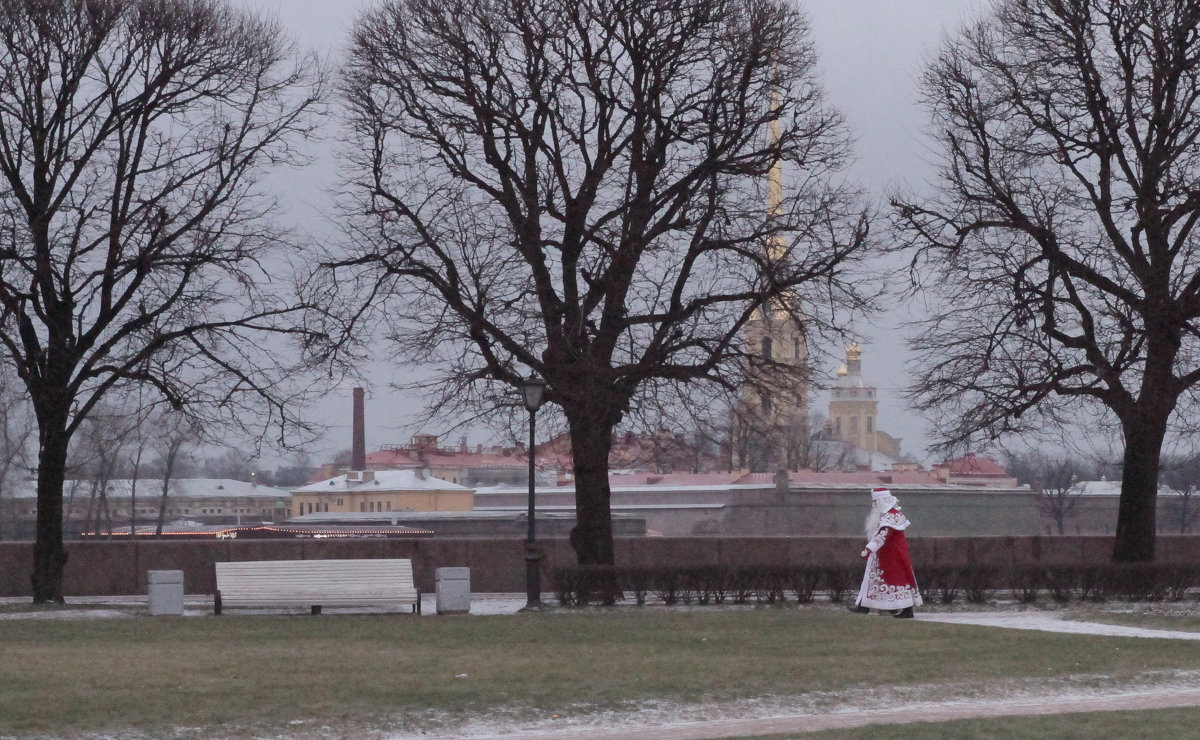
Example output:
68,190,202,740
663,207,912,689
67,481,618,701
3,605,1200,737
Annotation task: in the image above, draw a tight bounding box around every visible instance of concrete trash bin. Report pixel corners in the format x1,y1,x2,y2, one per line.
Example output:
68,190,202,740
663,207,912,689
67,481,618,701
435,567,470,615
148,570,184,616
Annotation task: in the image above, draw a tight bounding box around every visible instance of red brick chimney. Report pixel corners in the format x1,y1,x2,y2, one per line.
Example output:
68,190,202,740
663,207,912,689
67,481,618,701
351,387,366,471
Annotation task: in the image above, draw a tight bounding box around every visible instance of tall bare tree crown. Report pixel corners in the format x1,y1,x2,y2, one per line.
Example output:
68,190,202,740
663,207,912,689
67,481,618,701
894,0,1200,560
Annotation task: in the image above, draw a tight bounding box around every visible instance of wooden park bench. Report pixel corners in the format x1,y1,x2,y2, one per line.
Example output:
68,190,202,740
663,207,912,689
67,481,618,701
214,559,420,615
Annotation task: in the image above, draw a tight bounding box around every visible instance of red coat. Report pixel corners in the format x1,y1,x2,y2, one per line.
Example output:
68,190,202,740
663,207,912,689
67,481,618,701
856,508,922,610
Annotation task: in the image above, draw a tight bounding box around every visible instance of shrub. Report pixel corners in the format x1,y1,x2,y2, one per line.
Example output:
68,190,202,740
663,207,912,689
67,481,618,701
1160,562,1197,602
577,565,624,605
730,567,758,604
1008,565,1041,604
1041,566,1077,604
1078,565,1110,602
824,565,860,603
788,566,822,604
653,568,684,605
552,567,577,606
618,566,654,606
679,566,730,605
917,564,961,605
754,566,789,605
552,565,623,606
1109,563,1168,602
961,564,998,604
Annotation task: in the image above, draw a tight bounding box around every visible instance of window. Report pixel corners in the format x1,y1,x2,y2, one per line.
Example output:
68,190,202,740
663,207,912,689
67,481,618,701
794,338,802,359
761,391,772,416
834,417,842,435
849,416,858,435
360,502,366,512
336,498,343,506
761,336,772,358
866,416,873,434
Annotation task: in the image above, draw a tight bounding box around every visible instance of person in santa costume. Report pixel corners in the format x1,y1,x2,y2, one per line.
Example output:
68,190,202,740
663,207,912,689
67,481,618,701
848,486,922,618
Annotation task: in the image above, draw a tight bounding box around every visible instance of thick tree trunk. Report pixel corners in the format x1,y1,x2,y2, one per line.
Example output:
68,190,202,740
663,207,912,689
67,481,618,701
31,425,70,603
567,411,615,566
1113,412,1169,563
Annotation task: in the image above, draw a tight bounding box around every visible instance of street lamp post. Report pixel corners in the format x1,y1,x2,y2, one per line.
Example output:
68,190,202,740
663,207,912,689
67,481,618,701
521,376,547,609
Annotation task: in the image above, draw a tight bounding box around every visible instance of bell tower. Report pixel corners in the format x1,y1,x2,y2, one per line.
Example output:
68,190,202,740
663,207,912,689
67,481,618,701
828,342,878,452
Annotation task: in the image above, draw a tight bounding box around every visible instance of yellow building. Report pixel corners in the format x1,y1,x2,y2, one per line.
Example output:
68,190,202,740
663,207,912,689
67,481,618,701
827,343,901,459
290,469,474,517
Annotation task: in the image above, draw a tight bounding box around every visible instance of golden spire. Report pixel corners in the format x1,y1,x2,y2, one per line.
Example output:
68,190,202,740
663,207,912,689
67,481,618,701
766,82,785,263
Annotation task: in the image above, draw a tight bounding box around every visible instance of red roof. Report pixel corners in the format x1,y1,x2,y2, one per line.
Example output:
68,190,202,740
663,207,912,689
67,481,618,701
936,454,1010,477
365,447,528,469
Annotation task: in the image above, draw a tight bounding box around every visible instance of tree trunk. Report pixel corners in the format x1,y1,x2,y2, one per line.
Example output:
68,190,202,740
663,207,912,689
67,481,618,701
155,476,170,537
31,425,70,604
1113,412,1169,562
567,412,615,566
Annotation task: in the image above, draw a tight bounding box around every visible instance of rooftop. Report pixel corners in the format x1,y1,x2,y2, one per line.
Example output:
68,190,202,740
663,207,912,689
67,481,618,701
293,469,472,494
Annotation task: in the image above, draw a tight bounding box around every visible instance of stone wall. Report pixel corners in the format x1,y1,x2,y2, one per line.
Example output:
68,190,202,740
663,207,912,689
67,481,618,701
4,535,1200,598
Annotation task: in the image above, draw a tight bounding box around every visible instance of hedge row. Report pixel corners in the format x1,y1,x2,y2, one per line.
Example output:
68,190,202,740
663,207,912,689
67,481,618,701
552,562,1200,606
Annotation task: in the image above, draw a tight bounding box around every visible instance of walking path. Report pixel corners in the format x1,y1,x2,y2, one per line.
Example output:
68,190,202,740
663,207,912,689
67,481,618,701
919,610,1200,640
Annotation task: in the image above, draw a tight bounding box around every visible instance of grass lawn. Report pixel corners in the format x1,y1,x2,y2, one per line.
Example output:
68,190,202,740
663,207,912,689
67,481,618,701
4,606,1200,737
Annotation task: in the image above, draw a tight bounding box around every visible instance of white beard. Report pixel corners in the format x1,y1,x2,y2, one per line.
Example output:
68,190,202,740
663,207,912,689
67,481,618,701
864,500,892,539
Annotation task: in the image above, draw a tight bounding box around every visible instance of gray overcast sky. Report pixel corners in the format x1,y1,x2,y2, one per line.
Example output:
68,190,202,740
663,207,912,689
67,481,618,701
238,0,991,466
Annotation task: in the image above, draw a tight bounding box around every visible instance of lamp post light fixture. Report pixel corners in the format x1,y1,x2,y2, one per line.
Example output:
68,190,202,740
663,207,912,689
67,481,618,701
520,376,547,609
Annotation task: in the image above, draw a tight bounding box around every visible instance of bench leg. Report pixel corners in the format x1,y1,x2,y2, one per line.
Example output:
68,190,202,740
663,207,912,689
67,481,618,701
214,591,222,616
311,605,322,615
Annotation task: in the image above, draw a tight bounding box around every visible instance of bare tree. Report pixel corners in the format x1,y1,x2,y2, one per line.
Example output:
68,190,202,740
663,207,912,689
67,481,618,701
894,0,1200,561
151,413,199,536
0,0,326,602
72,408,136,537
330,0,873,564
200,448,255,482
1007,451,1085,536
1159,454,1200,534
729,407,829,472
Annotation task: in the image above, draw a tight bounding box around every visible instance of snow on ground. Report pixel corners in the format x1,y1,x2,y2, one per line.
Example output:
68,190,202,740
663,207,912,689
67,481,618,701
918,610,1200,640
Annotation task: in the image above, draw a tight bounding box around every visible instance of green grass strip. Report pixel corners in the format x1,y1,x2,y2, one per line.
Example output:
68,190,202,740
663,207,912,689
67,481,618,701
3,608,1200,736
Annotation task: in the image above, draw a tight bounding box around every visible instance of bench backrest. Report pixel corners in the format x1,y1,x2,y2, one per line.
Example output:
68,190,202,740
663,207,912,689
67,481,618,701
215,559,415,596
